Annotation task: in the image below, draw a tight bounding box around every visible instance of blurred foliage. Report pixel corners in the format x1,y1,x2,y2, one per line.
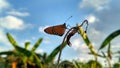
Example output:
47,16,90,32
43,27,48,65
85,60,102,68
59,60,75,68
0,28,119,68
113,62,120,68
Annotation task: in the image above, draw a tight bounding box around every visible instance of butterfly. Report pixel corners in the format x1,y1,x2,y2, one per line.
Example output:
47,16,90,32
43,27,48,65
44,23,67,36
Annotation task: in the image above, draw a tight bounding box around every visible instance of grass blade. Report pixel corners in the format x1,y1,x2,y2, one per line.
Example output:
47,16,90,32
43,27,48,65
31,38,43,52
99,29,120,50
6,33,18,46
25,42,30,50
46,42,67,63
0,51,14,55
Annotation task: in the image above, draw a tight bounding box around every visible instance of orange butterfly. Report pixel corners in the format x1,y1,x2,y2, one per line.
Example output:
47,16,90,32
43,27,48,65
44,23,67,36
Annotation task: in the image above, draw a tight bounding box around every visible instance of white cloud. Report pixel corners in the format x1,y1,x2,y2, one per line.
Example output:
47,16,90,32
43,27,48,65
80,0,110,11
32,37,36,40
7,10,30,17
72,38,81,50
89,28,101,36
35,48,44,53
69,36,97,62
38,26,49,33
42,37,51,44
87,15,99,23
0,0,33,52
112,45,120,49
88,28,106,48
43,39,50,44
110,37,120,51
0,0,10,11
0,28,8,45
0,28,14,51
88,28,105,41
0,15,26,30
72,38,89,53
74,54,93,62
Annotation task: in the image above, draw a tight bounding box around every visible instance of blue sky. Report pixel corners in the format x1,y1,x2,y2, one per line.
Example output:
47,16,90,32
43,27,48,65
0,0,120,66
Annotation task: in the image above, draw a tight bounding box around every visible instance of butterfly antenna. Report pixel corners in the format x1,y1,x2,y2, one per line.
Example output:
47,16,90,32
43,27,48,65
64,16,72,23
66,24,71,29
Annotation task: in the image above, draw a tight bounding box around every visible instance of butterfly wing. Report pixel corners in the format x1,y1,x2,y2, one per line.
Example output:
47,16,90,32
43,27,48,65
44,23,66,36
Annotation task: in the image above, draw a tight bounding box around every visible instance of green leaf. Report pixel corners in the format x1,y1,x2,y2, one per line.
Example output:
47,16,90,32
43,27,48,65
25,42,30,50
6,33,33,57
46,42,67,63
74,61,80,68
99,29,120,50
0,51,14,55
6,33,18,46
6,33,43,67
31,38,43,52
15,46,32,57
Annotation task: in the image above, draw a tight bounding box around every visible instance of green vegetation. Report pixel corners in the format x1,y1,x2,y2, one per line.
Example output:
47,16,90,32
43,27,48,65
0,24,120,68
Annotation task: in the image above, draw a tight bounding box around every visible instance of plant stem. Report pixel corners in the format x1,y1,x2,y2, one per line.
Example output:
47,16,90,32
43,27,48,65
106,56,112,68
77,24,98,59
56,27,75,68
56,43,63,68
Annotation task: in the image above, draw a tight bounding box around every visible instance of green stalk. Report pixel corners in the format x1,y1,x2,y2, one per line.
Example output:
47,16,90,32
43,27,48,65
77,24,98,60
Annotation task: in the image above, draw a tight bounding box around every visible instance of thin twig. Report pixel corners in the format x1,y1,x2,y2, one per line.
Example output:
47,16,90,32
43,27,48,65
101,51,112,68
56,27,75,68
